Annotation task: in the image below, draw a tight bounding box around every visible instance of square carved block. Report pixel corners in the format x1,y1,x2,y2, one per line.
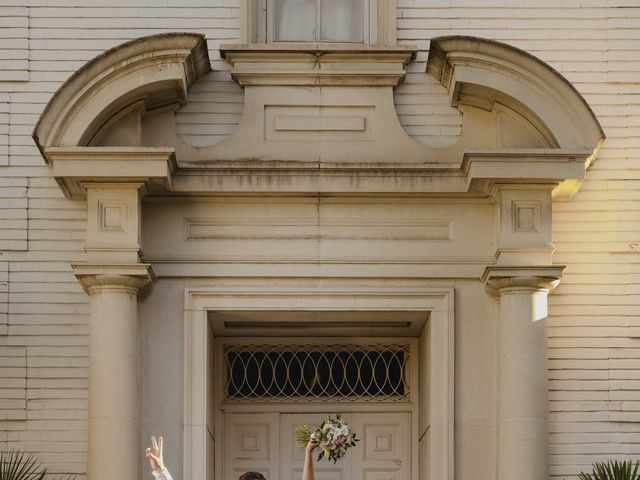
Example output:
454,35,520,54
512,200,540,232
374,433,392,452
98,199,127,232
241,432,260,451
231,422,271,460
364,424,404,461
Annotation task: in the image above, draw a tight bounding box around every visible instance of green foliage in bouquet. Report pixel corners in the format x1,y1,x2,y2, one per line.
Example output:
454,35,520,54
294,424,314,445
578,460,640,480
0,449,77,480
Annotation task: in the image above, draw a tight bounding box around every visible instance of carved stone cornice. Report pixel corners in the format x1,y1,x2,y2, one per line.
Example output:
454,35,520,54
44,147,176,199
220,44,417,86
462,149,590,195
72,263,155,295
482,265,564,297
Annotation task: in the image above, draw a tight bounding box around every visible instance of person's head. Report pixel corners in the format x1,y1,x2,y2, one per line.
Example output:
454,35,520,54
239,472,266,480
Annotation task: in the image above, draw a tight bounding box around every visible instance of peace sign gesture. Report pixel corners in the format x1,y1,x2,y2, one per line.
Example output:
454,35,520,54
145,435,165,473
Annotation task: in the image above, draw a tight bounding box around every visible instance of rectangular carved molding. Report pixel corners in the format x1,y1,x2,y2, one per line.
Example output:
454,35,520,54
98,199,127,232
512,200,541,233
184,217,452,241
265,105,374,141
273,115,366,132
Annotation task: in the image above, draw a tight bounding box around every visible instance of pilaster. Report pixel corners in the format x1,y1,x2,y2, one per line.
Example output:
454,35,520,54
73,263,154,480
62,148,167,480
483,265,563,480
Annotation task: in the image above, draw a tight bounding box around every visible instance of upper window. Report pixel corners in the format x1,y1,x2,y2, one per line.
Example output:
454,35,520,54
241,0,397,45
271,0,366,43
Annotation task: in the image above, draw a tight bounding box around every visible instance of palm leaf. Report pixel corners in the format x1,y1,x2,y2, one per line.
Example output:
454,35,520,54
578,460,640,480
0,449,77,480
0,450,46,480
294,424,312,446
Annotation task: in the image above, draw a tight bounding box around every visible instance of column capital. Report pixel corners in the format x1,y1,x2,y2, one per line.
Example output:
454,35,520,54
72,263,155,295
482,265,564,298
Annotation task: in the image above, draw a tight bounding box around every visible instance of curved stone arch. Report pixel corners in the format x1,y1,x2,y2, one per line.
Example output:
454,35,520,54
427,35,605,153
31,33,607,200
33,32,211,161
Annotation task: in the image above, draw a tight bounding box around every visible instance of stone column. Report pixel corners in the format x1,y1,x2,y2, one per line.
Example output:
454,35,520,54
484,266,563,480
74,264,154,480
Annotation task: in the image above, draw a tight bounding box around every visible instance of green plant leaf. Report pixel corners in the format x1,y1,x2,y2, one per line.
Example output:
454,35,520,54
0,449,76,480
577,460,640,480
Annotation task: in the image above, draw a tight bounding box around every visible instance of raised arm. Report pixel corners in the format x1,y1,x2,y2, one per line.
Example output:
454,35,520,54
146,435,174,480
302,441,318,480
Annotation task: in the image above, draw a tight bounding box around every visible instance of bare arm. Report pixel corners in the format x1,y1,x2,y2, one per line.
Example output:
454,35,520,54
302,441,317,480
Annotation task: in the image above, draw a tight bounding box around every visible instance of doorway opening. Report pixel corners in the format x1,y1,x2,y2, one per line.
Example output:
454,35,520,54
214,336,420,480
183,287,454,480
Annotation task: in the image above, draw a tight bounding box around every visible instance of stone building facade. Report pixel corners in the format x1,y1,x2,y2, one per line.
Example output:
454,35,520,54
0,2,638,480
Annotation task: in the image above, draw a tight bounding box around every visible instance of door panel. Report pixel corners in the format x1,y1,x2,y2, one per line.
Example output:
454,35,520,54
280,413,352,480
224,412,410,480
352,413,410,480
223,413,280,480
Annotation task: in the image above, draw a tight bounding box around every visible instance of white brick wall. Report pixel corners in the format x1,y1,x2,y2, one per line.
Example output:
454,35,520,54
0,6,29,82
0,261,7,335
0,345,26,421
0,177,27,251
0,1,638,478
0,93,8,165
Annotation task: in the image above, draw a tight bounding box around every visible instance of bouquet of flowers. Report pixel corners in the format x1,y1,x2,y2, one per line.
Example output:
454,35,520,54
294,414,359,463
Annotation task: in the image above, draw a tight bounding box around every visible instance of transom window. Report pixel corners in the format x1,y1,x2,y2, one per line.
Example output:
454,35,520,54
223,342,412,403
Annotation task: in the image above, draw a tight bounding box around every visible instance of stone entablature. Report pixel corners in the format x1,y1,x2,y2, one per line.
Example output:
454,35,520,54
32,34,604,199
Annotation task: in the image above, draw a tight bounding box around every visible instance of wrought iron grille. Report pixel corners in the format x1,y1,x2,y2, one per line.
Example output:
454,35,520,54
223,343,411,403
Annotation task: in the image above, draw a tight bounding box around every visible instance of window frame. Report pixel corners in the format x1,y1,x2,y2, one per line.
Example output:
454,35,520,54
240,0,397,45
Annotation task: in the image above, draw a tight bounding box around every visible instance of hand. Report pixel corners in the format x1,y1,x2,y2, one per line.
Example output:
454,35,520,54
145,435,165,472
305,440,318,456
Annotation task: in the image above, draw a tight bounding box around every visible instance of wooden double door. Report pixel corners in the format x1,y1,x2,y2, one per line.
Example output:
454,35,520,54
223,412,411,480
